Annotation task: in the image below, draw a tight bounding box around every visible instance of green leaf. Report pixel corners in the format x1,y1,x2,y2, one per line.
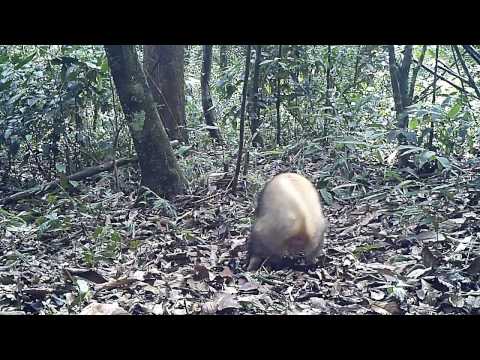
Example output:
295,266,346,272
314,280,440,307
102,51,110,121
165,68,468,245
319,188,333,206
177,145,192,156
100,57,109,73
447,103,461,119
56,164,67,173
93,226,104,239
259,59,274,66
418,150,436,169
409,117,419,129
437,156,451,170
398,145,424,156
46,194,57,204
14,52,36,69
59,174,70,189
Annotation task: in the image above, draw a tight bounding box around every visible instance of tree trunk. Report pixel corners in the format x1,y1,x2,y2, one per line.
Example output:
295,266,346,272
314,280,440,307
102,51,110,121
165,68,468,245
427,45,440,151
276,45,282,146
230,45,251,193
408,45,428,101
387,45,413,130
248,45,263,147
352,46,361,87
201,45,222,143
219,45,228,74
325,45,333,110
387,45,414,167
104,45,186,197
454,46,480,98
323,45,333,137
462,45,480,66
143,45,188,143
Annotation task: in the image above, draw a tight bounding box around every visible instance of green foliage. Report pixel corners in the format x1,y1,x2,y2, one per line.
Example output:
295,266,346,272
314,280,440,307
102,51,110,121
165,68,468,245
1,44,480,191
0,207,27,230
77,223,125,268
0,45,116,183
35,211,64,236
406,95,475,156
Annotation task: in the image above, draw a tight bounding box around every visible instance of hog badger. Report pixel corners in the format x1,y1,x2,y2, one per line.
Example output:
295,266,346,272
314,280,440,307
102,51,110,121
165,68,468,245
247,172,328,271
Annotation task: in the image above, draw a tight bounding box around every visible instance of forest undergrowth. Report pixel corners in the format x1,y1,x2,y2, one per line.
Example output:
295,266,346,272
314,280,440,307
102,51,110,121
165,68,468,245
1,142,480,315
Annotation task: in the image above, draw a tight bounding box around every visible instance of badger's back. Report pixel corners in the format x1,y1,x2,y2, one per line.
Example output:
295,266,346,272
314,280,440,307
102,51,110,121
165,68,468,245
247,173,328,271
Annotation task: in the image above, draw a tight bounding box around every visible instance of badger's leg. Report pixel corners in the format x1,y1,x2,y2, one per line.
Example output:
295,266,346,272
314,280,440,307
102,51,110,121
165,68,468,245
304,233,325,265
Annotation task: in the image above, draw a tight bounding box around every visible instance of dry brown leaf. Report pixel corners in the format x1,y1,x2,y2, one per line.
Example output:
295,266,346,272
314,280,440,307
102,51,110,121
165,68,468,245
421,247,441,269
80,302,129,315
193,264,210,281
466,257,480,275
217,293,241,311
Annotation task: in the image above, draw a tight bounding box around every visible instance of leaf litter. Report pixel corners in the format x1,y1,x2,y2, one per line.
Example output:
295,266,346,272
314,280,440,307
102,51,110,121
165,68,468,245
1,149,480,315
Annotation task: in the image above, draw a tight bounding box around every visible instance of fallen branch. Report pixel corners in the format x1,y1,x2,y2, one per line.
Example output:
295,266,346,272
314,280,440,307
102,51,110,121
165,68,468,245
1,157,137,205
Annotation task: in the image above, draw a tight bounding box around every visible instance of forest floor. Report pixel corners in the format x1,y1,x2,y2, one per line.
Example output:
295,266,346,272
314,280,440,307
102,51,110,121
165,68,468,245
1,146,480,315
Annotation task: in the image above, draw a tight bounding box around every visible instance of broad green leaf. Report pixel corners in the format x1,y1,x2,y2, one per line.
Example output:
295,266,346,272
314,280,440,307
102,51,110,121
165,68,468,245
448,103,461,119
409,117,419,129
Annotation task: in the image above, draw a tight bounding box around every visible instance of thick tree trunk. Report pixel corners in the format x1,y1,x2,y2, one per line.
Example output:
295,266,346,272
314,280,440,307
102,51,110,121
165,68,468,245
143,45,188,143
200,45,223,143
387,45,413,130
248,45,264,147
104,45,186,197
